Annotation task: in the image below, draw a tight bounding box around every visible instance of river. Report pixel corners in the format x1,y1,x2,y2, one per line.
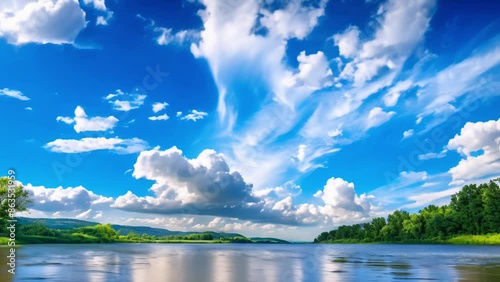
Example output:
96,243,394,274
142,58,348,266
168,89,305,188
1,243,499,281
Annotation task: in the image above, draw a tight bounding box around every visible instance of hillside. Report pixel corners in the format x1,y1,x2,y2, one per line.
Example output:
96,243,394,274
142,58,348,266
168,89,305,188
16,217,248,240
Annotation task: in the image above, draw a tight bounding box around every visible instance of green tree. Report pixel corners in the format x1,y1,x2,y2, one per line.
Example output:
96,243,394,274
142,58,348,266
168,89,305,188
382,210,410,241
371,217,386,241
403,213,424,239
450,183,485,235
482,180,500,233
0,177,31,229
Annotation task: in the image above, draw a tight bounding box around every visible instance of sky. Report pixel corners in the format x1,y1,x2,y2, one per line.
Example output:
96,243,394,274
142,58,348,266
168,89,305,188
0,0,499,241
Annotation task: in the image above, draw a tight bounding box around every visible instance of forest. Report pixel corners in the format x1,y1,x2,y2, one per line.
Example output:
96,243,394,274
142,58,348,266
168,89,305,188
314,179,500,244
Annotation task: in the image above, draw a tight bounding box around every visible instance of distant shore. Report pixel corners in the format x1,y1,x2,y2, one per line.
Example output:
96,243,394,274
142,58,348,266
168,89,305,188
0,236,290,245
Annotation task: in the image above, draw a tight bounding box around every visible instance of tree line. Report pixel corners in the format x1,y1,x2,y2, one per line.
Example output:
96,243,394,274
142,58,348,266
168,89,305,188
314,179,500,243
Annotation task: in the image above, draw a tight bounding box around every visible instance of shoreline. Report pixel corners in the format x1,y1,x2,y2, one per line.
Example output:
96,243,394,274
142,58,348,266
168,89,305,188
315,234,500,246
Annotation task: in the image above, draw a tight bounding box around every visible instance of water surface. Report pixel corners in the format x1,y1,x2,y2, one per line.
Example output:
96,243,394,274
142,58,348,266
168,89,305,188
1,244,500,281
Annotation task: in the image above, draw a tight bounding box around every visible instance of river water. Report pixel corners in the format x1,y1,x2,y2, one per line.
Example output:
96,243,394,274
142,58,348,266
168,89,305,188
1,243,500,281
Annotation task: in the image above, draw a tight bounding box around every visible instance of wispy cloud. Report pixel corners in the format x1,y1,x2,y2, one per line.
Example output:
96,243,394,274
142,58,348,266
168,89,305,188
45,137,148,154
105,89,147,112
180,110,208,121
0,88,30,101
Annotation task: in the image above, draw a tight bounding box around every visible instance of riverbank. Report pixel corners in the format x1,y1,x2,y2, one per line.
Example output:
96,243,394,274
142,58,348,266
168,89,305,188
317,234,500,245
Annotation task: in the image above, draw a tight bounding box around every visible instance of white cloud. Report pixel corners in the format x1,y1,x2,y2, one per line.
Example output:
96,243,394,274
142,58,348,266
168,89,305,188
335,0,436,86
447,118,500,185
176,111,182,117
403,129,414,139
296,144,307,162
105,89,147,112
126,217,195,230
82,0,106,11
365,107,396,129
312,177,378,225
333,26,360,59
0,0,87,45
418,150,447,160
0,88,30,101
24,184,112,213
259,0,327,40
83,0,113,26
280,51,333,99
137,14,199,46
96,11,113,26
155,27,199,46
111,146,315,225
45,137,148,154
180,109,208,121
191,0,327,123
152,102,169,113
25,107,32,111
56,106,118,133
207,217,224,228
404,187,460,209
272,196,293,211
93,211,103,219
148,114,169,121
76,209,93,219
417,42,500,121
383,80,412,107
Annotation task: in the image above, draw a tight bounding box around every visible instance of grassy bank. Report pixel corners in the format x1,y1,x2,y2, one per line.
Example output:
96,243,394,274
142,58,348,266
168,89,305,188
319,234,500,245
446,234,500,245
0,237,8,245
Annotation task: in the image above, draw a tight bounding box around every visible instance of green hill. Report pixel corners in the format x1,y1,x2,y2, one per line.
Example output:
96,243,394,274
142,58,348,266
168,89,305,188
250,237,290,244
15,217,246,238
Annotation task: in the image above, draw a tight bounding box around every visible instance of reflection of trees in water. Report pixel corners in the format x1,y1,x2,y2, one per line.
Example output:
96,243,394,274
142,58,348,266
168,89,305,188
456,264,500,281
0,247,14,282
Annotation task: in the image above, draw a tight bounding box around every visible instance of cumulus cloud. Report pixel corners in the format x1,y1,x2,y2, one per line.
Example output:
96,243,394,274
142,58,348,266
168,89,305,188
152,102,169,113
308,177,378,225
112,147,380,226
0,0,87,45
82,0,113,26
82,0,106,11
148,114,169,121
447,118,500,185
56,106,118,133
259,0,327,40
280,51,334,102
111,146,305,225
365,107,396,130
0,88,30,101
403,129,414,139
45,137,148,154
24,184,112,213
333,26,360,59
105,89,147,112
180,110,208,121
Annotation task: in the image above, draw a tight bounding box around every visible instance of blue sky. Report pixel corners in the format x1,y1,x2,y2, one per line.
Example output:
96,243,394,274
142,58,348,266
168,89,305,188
0,0,499,241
